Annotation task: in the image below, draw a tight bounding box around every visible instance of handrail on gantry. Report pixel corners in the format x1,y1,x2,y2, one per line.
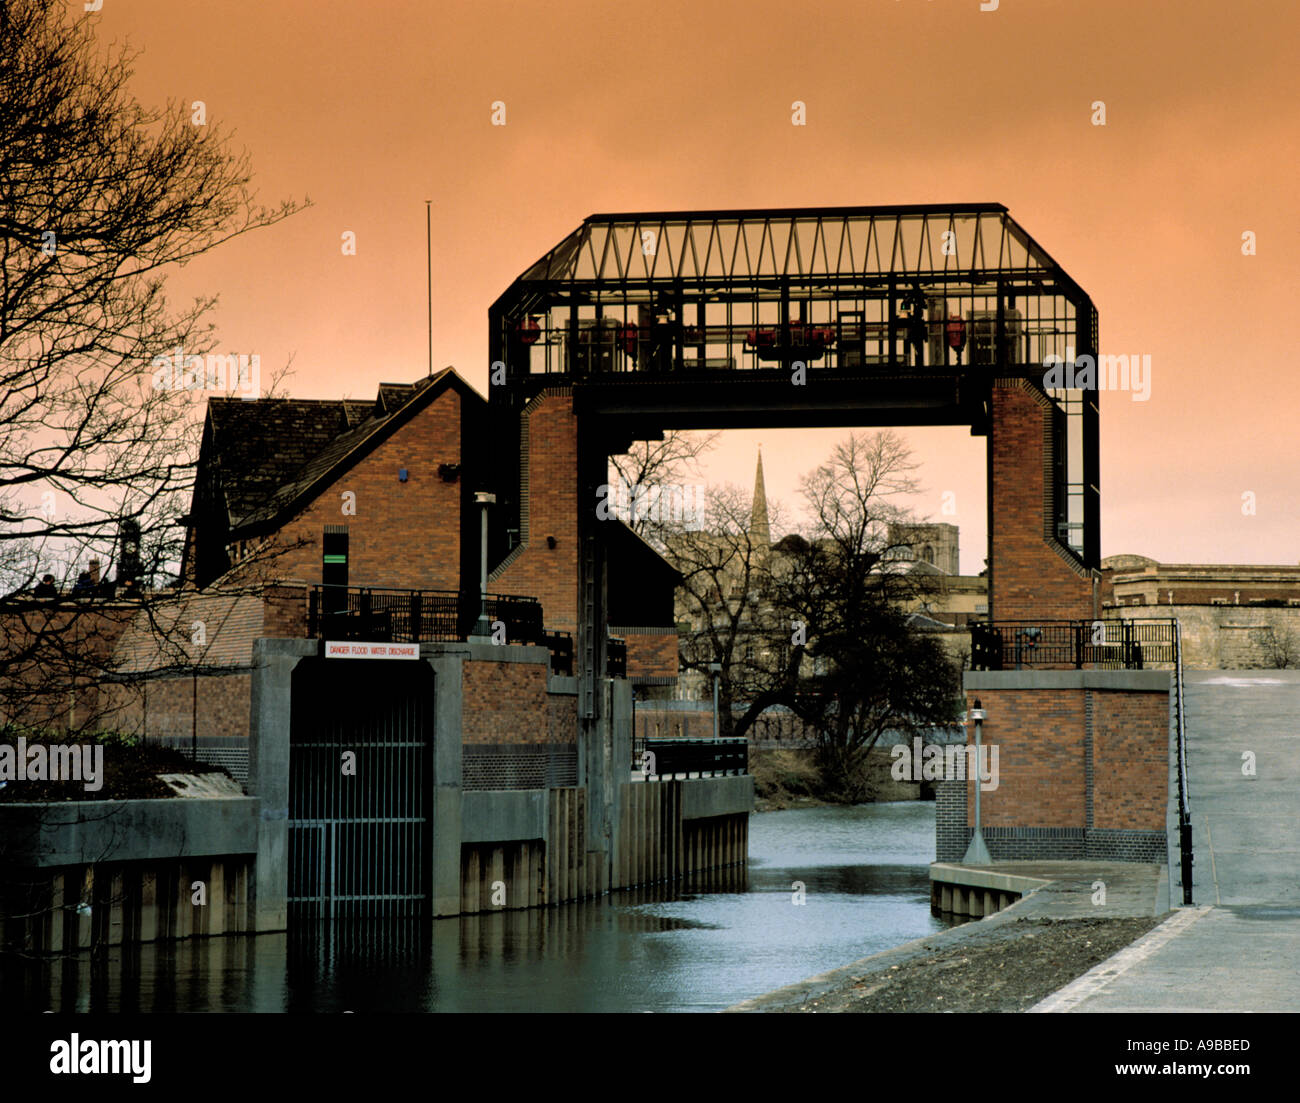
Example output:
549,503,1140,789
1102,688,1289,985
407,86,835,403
1173,619,1194,905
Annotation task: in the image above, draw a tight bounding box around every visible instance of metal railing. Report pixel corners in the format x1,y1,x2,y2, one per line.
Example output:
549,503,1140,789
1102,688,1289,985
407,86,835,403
637,737,748,780
307,585,544,645
546,631,574,676
970,618,1177,670
1173,619,1194,905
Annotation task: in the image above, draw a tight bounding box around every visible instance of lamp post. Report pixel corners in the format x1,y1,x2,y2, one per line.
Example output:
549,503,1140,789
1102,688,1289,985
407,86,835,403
472,491,495,640
961,699,992,865
708,662,722,742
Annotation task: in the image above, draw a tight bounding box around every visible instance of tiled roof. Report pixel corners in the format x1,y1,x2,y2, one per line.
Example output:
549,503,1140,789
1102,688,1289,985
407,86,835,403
207,399,353,526
206,370,457,533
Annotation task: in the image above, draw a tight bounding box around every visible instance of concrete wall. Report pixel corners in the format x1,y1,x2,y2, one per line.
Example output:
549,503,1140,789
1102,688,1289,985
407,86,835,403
461,790,546,843
246,637,315,931
679,774,755,821
0,797,258,868
1110,604,1300,669
613,781,750,892
1,855,255,953
2,634,755,950
0,796,259,953
243,637,752,924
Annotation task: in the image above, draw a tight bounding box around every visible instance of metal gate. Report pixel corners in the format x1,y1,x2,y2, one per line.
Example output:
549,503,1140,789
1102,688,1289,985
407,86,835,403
288,657,434,920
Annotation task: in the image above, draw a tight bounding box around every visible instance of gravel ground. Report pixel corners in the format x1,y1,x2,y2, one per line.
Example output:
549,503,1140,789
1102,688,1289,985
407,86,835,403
791,915,1165,1013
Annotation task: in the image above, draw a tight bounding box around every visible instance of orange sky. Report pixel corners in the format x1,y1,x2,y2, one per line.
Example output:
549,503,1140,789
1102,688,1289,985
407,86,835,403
91,0,1299,574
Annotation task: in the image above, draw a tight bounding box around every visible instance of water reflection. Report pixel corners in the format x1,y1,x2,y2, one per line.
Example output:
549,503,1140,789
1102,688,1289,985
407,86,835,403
3,802,953,1012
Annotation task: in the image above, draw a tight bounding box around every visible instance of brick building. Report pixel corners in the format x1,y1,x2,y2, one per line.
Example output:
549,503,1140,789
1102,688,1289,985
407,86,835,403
1102,554,1300,669
1101,554,1300,609
80,368,680,781
489,387,681,692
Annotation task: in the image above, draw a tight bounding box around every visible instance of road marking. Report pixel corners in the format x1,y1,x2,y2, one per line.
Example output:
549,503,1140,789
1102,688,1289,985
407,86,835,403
1027,906,1214,1013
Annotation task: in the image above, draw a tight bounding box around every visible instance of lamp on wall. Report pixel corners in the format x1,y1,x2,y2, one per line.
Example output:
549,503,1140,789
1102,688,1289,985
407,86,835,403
708,662,722,742
546,536,557,549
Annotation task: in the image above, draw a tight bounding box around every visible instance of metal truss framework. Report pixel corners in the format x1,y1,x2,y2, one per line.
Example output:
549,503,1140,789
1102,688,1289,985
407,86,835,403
486,204,1100,718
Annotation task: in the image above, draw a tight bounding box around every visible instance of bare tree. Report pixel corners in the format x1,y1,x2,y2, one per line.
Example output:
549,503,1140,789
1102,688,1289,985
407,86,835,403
0,0,306,736
1252,623,1300,670
655,484,789,735
609,430,719,539
655,430,961,799
774,431,960,796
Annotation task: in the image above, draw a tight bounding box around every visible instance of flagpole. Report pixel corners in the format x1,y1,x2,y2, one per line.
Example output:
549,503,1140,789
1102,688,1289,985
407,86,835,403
425,200,432,376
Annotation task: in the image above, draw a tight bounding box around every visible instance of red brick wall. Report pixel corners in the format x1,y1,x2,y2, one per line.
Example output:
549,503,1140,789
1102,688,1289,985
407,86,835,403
262,585,308,638
965,685,1168,832
989,381,1094,621
615,630,678,681
460,658,548,744
965,688,1086,828
100,672,251,743
247,389,465,592
0,604,137,734
492,392,579,633
1091,690,1168,830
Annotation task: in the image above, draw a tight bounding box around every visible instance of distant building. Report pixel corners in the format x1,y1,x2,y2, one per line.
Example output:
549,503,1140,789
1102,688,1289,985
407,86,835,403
1101,555,1300,668
886,522,960,576
1101,554,1300,608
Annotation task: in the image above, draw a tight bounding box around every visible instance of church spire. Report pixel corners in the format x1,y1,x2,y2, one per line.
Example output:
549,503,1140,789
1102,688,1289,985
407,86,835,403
749,445,770,549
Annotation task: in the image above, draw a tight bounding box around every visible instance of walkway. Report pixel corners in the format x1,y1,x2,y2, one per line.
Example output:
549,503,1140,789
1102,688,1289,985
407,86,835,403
1036,671,1300,1013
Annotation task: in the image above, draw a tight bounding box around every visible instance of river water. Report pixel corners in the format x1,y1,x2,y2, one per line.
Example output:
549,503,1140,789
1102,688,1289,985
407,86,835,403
5,801,952,1012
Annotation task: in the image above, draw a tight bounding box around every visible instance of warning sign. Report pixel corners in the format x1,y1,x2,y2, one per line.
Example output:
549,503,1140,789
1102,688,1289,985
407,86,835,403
324,641,420,660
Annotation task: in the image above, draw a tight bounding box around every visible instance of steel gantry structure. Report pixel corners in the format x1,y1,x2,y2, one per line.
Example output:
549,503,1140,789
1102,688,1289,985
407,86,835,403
486,204,1100,717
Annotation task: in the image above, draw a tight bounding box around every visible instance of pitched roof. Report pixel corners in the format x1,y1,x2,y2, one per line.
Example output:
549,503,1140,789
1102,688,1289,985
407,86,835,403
204,369,477,535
